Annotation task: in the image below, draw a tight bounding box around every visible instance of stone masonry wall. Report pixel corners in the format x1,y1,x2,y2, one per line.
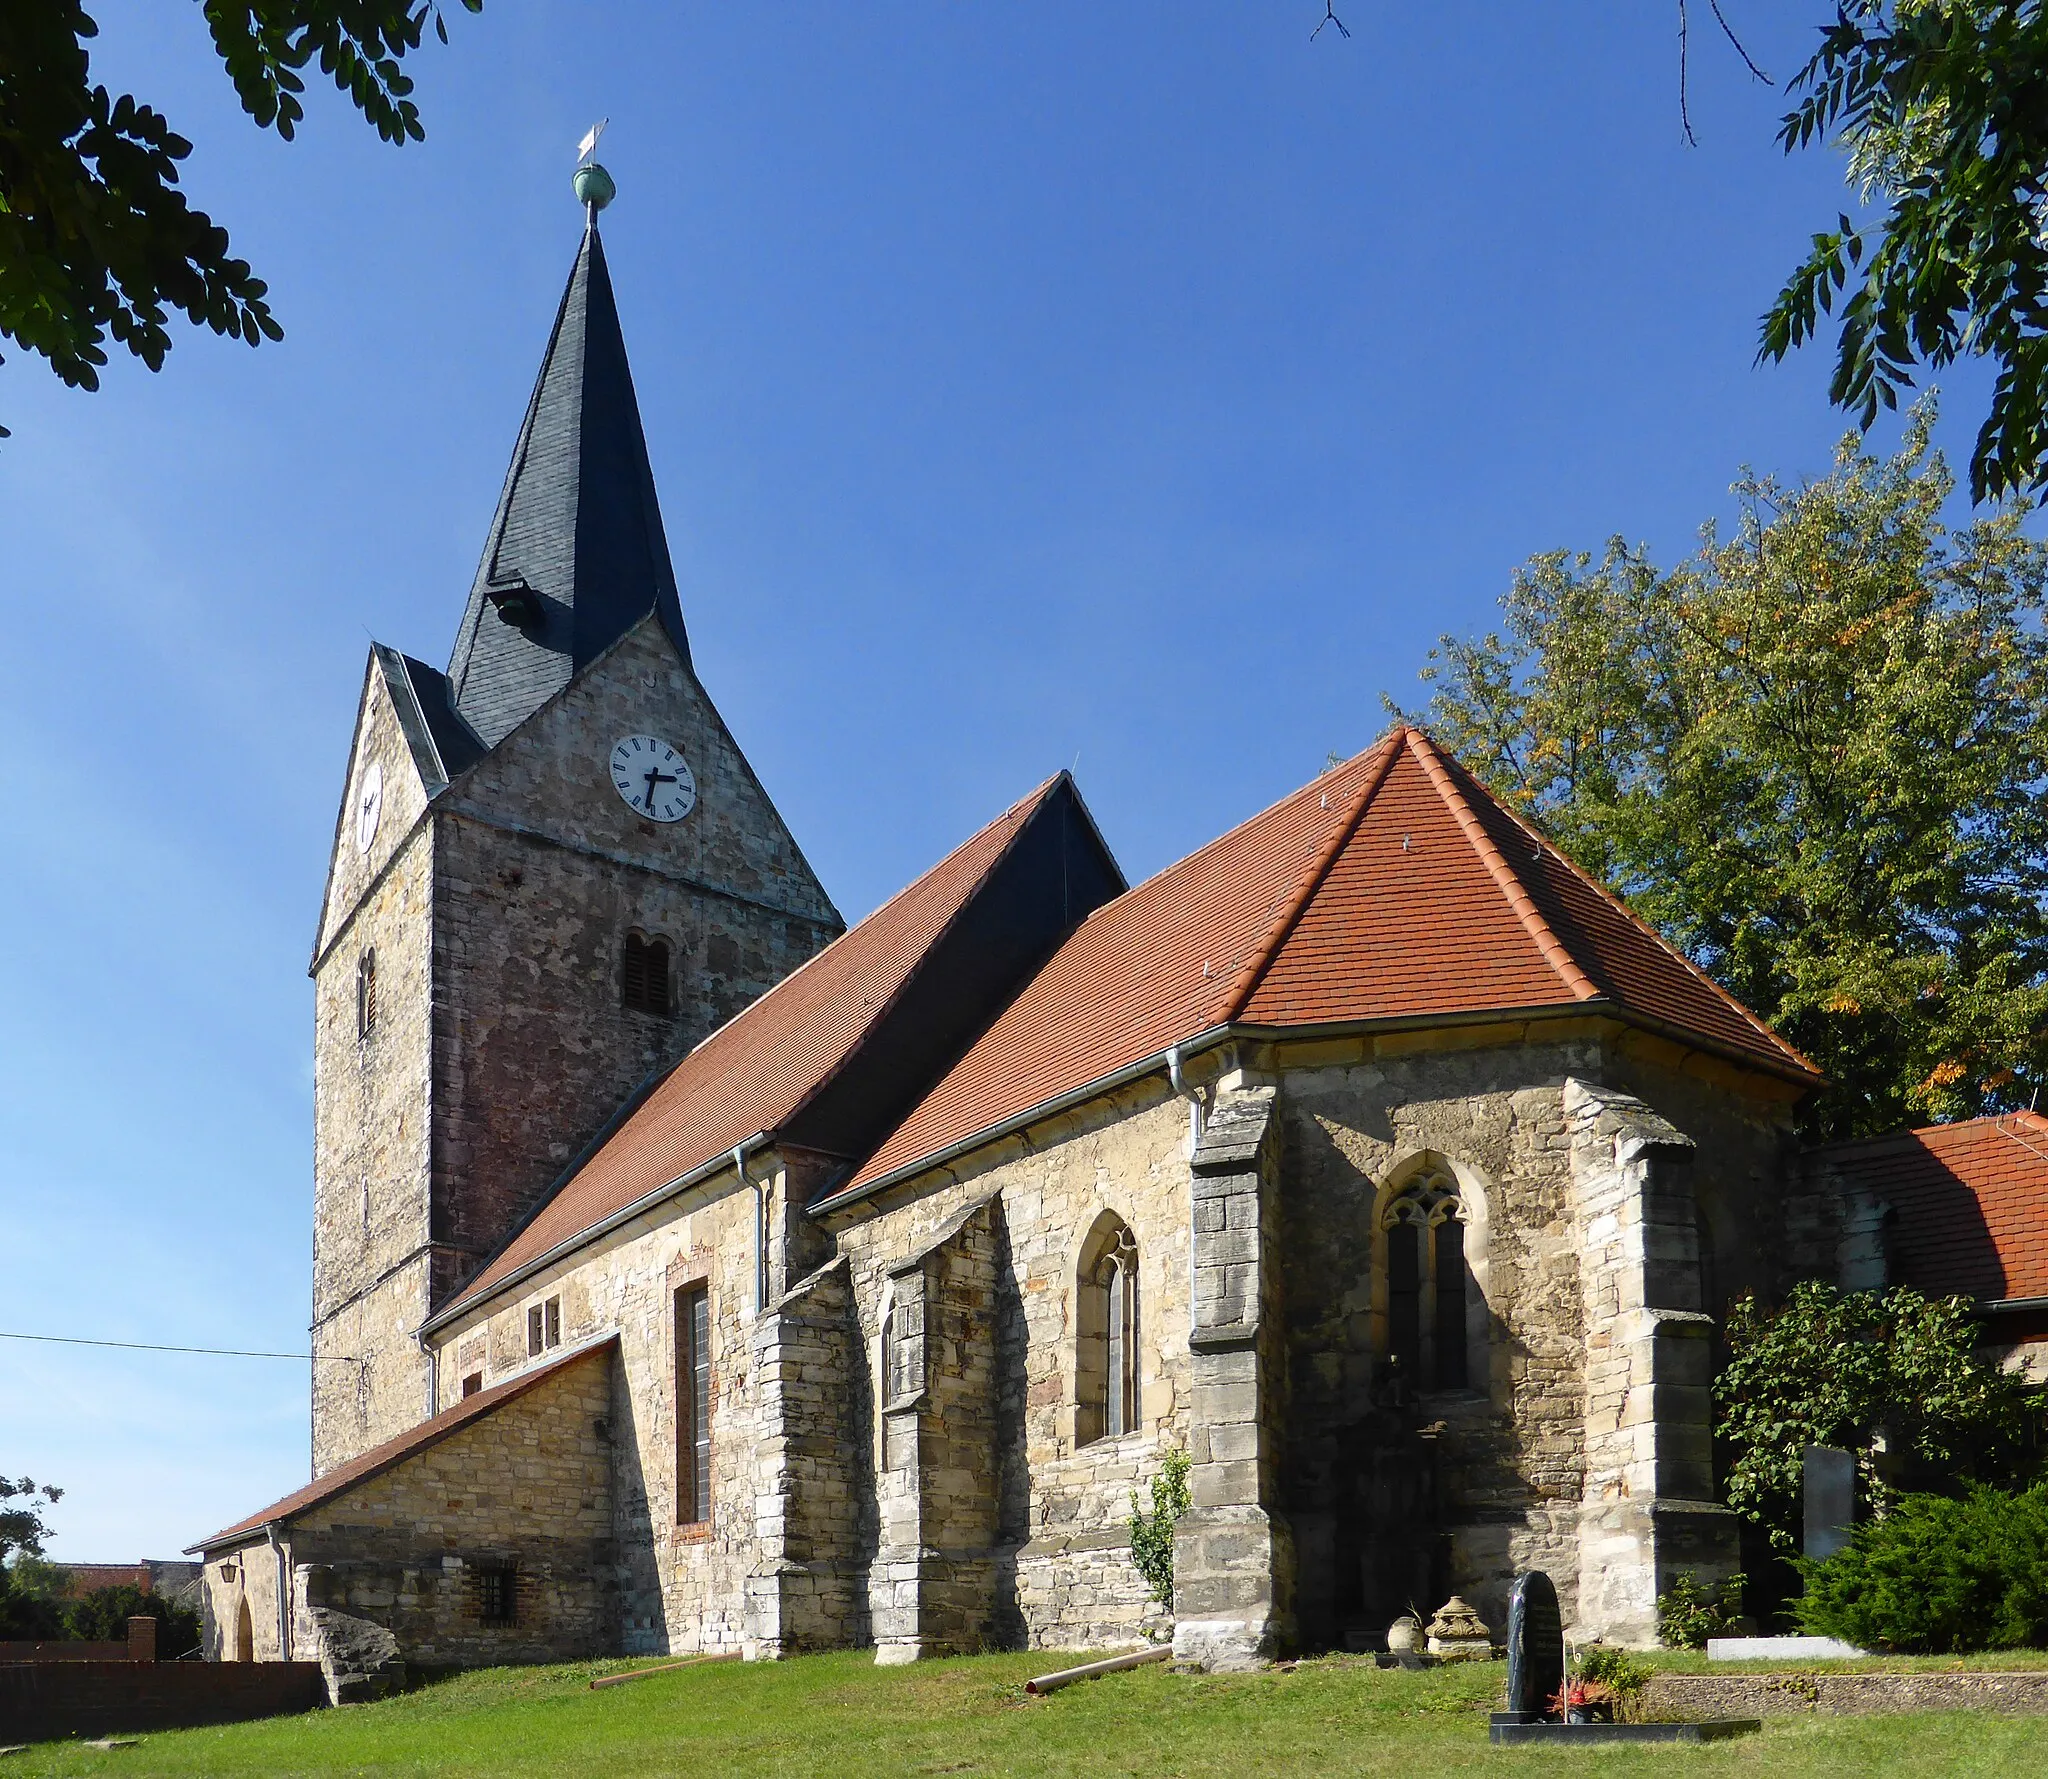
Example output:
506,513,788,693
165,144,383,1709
1272,1026,1594,1647
287,1344,617,1670
425,1153,771,1658
824,1080,1196,1654
311,616,840,1473
1265,1020,1801,1649
747,1255,865,1656
198,1542,287,1665
426,617,841,1313
311,668,440,1471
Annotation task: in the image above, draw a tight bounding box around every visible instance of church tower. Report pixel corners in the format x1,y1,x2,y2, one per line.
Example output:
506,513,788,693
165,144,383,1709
308,178,843,1472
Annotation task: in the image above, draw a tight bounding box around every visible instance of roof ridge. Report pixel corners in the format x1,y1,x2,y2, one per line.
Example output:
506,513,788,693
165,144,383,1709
1218,731,1405,1021
665,773,1064,1070
771,775,1080,1137
1404,729,1599,1002
1425,741,1817,1072
1064,740,1397,936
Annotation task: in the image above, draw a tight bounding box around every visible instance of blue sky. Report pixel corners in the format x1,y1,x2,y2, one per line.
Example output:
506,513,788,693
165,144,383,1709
0,3,2007,1560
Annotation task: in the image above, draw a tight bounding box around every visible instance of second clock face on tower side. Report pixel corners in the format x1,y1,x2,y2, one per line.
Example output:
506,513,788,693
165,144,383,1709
609,735,697,823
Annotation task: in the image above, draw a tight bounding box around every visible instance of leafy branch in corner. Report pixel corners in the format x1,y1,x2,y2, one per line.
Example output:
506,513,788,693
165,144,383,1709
0,3,481,437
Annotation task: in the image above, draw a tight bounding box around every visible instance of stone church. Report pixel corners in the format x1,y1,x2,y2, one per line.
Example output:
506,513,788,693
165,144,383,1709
191,196,2034,1692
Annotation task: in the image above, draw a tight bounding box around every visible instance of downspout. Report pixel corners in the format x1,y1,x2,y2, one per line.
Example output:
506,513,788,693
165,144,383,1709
733,1146,768,1317
423,1333,439,1420
266,1526,290,1661
1166,1043,1205,1158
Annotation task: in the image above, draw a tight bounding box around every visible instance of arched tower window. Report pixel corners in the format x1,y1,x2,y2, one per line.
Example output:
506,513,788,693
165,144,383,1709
621,931,673,1016
1381,1163,1473,1391
1076,1214,1140,1445
356,949,377,1039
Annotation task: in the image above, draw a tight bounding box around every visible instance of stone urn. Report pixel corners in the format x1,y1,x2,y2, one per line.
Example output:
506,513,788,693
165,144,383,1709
1385,1614,1422,1654
1424,1595,1493,1663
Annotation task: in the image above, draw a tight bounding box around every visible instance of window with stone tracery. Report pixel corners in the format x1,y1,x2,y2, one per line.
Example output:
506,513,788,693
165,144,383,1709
1076,1214,1139,1445
1380,1163,1473,1391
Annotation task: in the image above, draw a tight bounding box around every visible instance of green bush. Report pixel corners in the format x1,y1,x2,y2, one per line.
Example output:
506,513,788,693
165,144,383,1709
1128,1447,1191,1608
1576,1644,1651,1699
1798,1484,2048,1653
1655,1572,1744,1649
63,1584,202,1657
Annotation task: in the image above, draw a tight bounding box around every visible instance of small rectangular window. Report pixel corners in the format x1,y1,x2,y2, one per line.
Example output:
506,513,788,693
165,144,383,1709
526,1304,544,1357
544,1296,561,1348
461,1372,483,1398
676,1285,711,1524
475,1562,517,1627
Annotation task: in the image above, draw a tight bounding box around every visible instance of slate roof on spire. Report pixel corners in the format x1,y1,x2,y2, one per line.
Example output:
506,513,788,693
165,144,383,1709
446,223,688,748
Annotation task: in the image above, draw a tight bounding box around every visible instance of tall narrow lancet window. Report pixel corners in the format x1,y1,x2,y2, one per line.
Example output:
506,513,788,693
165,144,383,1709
675,1285,711,1525
1077,1214,1140,1445
622,932,673,1016
356,949,377,1039
1380,1164,1473,1392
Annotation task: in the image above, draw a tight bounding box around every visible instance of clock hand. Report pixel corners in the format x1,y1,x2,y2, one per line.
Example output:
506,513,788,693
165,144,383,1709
641,766,675,809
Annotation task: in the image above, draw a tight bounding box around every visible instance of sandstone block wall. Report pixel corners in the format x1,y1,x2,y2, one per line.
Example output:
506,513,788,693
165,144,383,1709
426,1152,775,1657
312,617,840,1473
285,1344,617,1670
747,1255,865,1656
827,1082,1196,1655
312,671,441,1470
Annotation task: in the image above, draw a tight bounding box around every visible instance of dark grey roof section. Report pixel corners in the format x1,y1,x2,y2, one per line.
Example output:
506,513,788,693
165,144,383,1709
784,774,1127,1188
445,223,689,748
375,645,486,798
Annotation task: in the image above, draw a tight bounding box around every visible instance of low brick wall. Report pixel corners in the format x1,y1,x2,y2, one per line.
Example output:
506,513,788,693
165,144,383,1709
1647,1670,2048,1717
0,1661,326,1743
0,1642,131,1663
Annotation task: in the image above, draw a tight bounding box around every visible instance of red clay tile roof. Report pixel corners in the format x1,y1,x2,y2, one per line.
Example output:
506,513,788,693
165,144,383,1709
845,728,1814,1196
1813,1113,2048,1303
189,1339,616,1551
438,778,1070,1317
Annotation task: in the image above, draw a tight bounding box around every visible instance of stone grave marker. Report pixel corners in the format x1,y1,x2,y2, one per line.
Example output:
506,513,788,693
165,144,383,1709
1504,1570,1563,1723
1804,1445,1856,1562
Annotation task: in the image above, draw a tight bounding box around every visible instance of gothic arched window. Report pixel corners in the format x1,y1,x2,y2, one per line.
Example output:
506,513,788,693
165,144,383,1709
622,931,673,1016
356,949,377,1039
1381,1163,1473,1391
1077,1214,1139,1445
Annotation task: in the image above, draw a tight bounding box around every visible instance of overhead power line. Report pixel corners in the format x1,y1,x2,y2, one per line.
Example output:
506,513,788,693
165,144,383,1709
0,1331,361,1364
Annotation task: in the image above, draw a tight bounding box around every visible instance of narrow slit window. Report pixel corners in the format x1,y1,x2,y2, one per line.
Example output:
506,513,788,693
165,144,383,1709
676,1285,712,1524
622,932,674,1016
461,1372,483,1398
1433,1219,1469,1389
356,948,377,1038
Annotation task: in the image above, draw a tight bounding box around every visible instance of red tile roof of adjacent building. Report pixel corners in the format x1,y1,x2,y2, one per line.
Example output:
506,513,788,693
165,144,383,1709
188,1339,616,1551
1812,1112,2048,1303
845,728,1814,1196
437,778,1070,1317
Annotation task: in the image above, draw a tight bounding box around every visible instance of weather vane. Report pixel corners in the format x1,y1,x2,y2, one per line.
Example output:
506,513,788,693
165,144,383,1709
573,119,615,220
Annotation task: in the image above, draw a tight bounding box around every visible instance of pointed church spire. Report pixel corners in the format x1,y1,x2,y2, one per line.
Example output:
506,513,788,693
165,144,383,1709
447,178,688,748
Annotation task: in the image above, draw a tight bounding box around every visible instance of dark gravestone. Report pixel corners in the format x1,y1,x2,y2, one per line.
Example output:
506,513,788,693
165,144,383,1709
1504,1571,1564,1723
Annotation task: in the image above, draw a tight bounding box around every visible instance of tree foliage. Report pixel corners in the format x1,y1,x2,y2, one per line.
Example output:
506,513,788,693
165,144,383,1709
1401,412,2048,1139
1797,1482,2048,1650
1715,1281,2044,1555
1761,2,2048,504
0,2,478,436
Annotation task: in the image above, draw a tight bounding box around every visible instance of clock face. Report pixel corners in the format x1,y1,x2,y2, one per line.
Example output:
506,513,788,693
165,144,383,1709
354,760,384,856
610,735,697,823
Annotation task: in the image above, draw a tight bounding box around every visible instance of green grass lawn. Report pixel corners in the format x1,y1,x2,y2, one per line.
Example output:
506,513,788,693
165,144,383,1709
13,1650,2048,1778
